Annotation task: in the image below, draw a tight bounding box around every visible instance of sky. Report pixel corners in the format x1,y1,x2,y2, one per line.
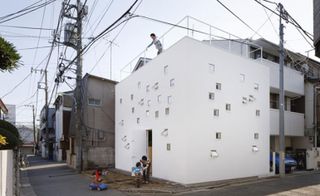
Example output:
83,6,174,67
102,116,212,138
0,0,317,126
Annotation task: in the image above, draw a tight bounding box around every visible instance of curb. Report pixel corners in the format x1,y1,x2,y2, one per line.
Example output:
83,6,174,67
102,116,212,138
19,169,37,196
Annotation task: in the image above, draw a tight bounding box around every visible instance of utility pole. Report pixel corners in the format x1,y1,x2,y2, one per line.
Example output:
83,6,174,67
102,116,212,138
75,0,84,172
31,68,48,154
24,105,36,154
278,3,286,177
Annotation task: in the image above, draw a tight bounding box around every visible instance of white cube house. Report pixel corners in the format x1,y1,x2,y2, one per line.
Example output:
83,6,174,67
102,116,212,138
115,37,270,184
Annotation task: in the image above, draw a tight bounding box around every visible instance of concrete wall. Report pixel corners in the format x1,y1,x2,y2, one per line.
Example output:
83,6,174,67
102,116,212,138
81,75,116,168
116,37,270,184
260,59,304,96
0,150,13,196
270,109,305,136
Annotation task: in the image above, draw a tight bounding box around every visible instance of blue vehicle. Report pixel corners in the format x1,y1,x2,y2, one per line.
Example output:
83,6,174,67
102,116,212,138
270,153,297,174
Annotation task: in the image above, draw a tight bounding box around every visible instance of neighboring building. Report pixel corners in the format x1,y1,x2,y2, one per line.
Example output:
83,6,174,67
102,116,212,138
4,105,16,125
314,0,320,57
39,107,55,159
207,38,320,170
116,37,270,184
17,125,34,155
0,99,8,120
53,91,73,162
68,73,116,169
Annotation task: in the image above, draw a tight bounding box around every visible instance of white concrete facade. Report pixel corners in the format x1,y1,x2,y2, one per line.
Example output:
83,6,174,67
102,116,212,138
116,37,270,184
0,150,13,196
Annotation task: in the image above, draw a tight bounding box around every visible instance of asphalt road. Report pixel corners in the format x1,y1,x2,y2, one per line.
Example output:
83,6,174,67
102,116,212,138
23,156,126,196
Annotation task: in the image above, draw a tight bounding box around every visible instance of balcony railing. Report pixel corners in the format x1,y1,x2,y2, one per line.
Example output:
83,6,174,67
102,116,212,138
270,109,304,136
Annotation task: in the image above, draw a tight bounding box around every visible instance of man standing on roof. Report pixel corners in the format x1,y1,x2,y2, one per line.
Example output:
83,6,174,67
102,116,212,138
147,33,163,55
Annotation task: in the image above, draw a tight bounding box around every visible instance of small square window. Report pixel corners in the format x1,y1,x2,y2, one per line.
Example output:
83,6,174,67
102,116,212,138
216,83,222,90
226,104,231,111
165,107,170,115
167,143,171,151
254,83,259,90
139,98,144,106
167,96,173,104
170,79,175,87
138,82,141,89
154,82,159,90
132,107,135,113
137,118,140,124
155,111,159,118
209,63,215,72
214,109,219,116
209,92,215,100
256,110,260,116
120,98,122,104
216,132,222,139
147,100,151,107
131,94,134,100
240,74,245,82
146,110,150,116
146,85,150,92
254,133,259,139
164,65,169,74
157,95,162,103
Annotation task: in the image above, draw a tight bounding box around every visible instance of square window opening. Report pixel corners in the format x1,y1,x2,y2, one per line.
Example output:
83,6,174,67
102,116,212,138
226,104,231,111
216,83,222,90
209,92,215,100
254,133,259,139
214,109,219,116
216,132,222,139
165,107,170,115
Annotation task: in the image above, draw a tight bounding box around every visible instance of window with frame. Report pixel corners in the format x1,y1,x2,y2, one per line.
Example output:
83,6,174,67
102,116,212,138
209,63,215,72
170,79,175,87
131,94,134,100
157,95,161,103
240,74,245,82
154,82,159,90
167,96,173,104
88,98,101,106
216,83,222,90
147,100,151,107
209,92,215,100
146,85,150,92
165,107,170,115
254,133,259,139
137,118,140,124
155,111,159,118
120,98,122,104
256,109,260,116
146,110,150,116
216,132,222,139
164,65,169,74
226,103,231,111
254,83,259,90
214,109,219,116
131,107,135,114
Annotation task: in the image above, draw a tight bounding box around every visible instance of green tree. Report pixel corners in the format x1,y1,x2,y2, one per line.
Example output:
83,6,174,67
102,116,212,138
0,36,21,72
0,120,21,150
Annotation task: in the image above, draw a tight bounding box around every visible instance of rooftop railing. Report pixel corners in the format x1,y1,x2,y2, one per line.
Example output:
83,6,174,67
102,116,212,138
119,15,263,80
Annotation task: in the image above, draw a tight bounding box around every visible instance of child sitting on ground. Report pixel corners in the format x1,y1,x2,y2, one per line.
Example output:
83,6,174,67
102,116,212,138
132,162,143,188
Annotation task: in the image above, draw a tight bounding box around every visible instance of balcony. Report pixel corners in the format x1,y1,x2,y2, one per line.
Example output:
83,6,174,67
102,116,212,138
260,59,304,96
270,109,304,136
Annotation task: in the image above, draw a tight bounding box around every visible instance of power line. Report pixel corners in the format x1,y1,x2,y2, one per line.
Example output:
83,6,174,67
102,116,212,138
216,0,264,38
253,0,313,40
18,45,52,51
0,0,57,24
0,24,53,31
